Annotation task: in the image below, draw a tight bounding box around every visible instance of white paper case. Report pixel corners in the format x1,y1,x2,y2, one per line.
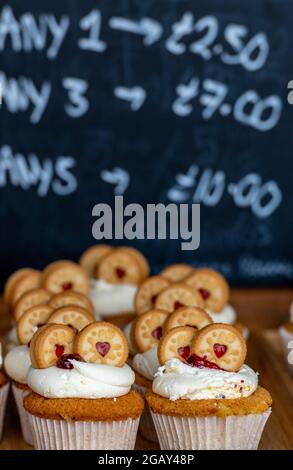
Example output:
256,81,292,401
0,382,10,440
30,416,140,450
151,409,271,450
279,326,293,376
12,383,34,446
132,383,158,442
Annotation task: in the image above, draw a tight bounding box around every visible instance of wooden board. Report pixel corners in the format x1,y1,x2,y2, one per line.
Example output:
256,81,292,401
1,288,293,450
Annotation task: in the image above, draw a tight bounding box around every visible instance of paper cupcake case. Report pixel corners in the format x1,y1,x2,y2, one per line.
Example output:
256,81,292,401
0,382,10,440
132,383,158,442
30,416,140,450
12,384,34,446
279,326,293,376
150,409,271,450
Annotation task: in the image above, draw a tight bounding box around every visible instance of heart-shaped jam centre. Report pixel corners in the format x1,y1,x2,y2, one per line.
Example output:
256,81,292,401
116,268,125,279
177,345,190,360
174,301,184,310
96,341,110,357
198,288,210,300
213,343,227,358
55,344,64,358
151,326,163,340
62,281,73,291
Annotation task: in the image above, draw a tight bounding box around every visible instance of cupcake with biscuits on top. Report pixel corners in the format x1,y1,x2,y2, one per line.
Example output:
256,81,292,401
125,276,205,356
146,323,272,450
24,321,144,450
79,245,149,327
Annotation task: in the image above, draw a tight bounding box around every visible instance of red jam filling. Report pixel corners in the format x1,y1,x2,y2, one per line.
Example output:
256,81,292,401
151,326,163,340
96,341,110,357
62,282,73,291
198,288,211,300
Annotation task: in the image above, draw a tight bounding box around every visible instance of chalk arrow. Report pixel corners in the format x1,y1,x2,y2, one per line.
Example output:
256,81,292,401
109,17,163,46
100,167,130,195
114,86,146,111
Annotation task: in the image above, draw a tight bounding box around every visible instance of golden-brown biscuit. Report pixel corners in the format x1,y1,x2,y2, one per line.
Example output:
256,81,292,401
13,288,51,321
47,306,93,333
48,291,94,316
42,261,89,295
16,304,53,345
135,275,170,314
186,268,230,312
164,306,212,332
79,245,113,277
74,321,128,367
158,326,197,365
191,323,247,372
155,283,204,313
132,309,169,353
30,324,76,369
97,249,143,284
160,263,193,282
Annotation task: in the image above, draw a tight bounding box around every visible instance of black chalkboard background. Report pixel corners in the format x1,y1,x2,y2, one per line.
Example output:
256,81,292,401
0,0,293,286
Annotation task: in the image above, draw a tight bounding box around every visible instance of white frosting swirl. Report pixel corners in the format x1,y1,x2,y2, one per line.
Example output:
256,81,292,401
153,358,258,401
207,304,237,325
289,301,293,323
27,360,135,399
4,345,31,384
90,279,137,319
132,346,160,381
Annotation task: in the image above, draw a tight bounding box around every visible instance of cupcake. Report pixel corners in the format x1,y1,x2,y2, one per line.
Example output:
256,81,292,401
24,321,144,450
0,343,10,441
184,268,249,339
146,323,272,450
79,245,149,327
279,301,293,376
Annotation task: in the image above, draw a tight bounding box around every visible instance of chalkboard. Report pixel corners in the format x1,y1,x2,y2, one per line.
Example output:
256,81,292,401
0,0,293,286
